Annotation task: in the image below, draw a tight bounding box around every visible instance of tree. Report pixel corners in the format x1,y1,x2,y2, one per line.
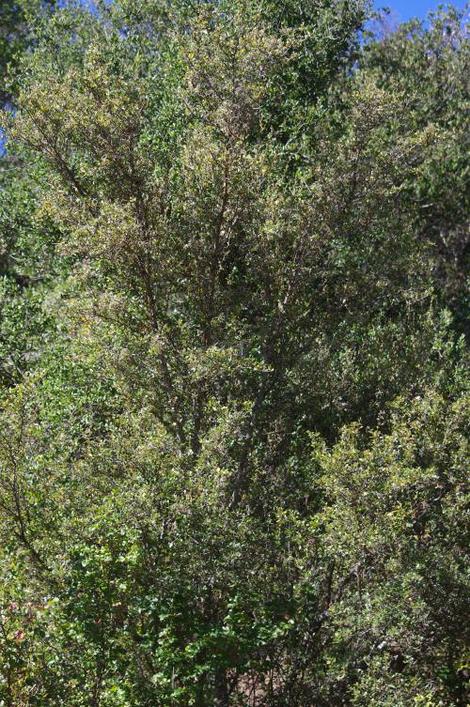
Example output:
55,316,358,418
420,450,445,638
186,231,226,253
0,1,468,704
0,1,56,107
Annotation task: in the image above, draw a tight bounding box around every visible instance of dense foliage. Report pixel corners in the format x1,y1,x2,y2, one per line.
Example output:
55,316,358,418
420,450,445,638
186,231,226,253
0,0,468,704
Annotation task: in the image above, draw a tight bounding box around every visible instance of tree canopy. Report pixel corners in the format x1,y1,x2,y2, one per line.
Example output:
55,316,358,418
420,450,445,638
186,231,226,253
0,1,468,704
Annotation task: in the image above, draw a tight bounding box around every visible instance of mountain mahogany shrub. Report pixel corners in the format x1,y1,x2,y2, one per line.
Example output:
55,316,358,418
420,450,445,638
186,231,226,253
316,391,469,705
0,1,468,704
0,1,58,107
363,6,470,334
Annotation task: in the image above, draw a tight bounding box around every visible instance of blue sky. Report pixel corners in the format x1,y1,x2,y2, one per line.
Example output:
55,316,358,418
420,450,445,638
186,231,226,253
376,0,467,22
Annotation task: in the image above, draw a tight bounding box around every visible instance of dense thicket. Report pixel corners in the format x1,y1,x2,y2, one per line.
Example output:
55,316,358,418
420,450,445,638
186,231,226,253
0,1,468,704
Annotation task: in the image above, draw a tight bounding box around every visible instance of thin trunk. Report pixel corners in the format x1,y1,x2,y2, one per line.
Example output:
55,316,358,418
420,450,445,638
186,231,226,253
214,669,230,707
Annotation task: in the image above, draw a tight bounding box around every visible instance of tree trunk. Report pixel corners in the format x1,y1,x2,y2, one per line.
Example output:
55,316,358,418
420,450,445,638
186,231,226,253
214,669,229,707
